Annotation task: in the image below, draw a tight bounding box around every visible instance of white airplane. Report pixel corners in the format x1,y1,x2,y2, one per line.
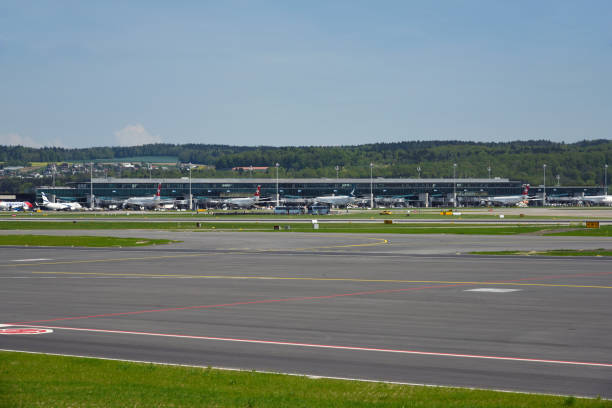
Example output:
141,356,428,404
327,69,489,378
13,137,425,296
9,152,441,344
547,195,584,205
314,189,357,207
281,195,315,206
0,200,34,211
123,183,169,210
375,196,408,207
41,192,82,211
222,185,263,209
482,185,533,206
582,194,612,206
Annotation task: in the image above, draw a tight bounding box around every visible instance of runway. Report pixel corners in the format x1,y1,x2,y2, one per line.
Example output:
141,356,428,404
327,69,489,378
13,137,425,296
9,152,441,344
1,232,611,397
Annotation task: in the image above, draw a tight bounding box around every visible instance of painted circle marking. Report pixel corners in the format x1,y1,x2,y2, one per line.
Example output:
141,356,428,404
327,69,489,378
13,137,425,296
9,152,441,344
0,328,53,335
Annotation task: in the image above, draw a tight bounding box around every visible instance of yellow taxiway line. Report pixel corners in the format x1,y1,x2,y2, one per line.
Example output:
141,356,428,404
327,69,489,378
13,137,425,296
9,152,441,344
28,271,612,289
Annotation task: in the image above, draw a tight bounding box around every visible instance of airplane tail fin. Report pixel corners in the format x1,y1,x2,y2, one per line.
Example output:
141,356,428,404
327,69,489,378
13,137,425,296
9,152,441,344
41,193,49,204
155,183,161,200
522,184,530,196
254,185,261,198
25,201,33,209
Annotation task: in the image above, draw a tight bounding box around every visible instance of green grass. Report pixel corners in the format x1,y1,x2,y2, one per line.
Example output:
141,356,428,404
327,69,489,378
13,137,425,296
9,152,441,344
281,224,552,235
0,220,559,235
545,226,612,236
471,248,612,256
0,235,177,247
1,352,609,408
0,220,209,230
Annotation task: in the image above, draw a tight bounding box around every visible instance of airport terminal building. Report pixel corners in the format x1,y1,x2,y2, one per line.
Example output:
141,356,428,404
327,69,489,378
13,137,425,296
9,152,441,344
35,177,603,207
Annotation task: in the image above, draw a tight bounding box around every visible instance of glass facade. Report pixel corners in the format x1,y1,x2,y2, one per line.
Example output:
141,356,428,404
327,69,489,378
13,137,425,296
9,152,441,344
36,178,602,206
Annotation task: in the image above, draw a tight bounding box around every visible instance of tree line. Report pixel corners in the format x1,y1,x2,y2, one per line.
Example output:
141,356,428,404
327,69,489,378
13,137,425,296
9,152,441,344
1,140,610,189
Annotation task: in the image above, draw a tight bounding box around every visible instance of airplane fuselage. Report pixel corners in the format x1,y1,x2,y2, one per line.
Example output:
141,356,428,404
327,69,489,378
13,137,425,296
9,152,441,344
0,201,33,211
583,194,612,205
314,195,355,206
223,197,257,208
40,192,81,210
123,196,161,210
42,202,82,211
485,195,528,206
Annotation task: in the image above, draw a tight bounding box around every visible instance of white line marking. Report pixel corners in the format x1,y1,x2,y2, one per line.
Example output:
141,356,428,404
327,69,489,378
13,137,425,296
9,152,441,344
0,328,53,335
465,288,522,293
16,324,612,368
11,258,53,262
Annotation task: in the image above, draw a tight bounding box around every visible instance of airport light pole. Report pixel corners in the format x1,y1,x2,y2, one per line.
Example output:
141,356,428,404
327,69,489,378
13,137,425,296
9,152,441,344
487,165,491,179
335,165,339,180
188,162,192,210
90,162,94,209
417,166,421,178
543,164,547,206
275,163,280,207
556,174,560,187
370,162,374,209
453,163,457,208
605,164,609,195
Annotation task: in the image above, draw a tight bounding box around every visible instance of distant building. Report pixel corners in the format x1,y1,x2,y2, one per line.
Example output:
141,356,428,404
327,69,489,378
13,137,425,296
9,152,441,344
232,166,269,172
34,177,603,207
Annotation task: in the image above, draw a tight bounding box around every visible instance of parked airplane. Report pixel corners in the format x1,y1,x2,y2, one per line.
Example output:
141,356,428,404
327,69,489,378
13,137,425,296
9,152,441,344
280,195,315,206
0,200,34,211
123,183,170,210
547,194,584,205
482,185,533,206
374,195,415,208
96,197,125,210
582,194,612,206
222,185,264,209
314,189,357,207
41,192,82,211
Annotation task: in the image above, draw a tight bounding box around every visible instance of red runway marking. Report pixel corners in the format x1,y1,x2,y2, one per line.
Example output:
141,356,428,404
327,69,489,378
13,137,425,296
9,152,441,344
9,283,466,325
11,324,612,369
9,269,612,326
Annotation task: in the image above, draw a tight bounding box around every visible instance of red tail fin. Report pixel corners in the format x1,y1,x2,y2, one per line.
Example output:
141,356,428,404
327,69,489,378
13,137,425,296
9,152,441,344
25,201,33,209
156,183,161,197
522,184,530,196
254,185,261,197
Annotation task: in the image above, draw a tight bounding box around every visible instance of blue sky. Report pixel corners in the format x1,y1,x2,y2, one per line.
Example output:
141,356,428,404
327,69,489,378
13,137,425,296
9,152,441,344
1,1,611,147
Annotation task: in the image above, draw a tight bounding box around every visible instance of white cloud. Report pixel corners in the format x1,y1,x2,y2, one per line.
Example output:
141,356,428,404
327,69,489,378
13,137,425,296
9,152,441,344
114,124,162,146
0,133,43,148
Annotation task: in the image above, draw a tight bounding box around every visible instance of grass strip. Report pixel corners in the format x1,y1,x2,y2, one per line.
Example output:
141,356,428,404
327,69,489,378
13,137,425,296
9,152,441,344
0,351,609,408
276,224,552,235
0,221,557,235
0,235,177,247
545,226,612,236
471,248,612,257
0,221,206,230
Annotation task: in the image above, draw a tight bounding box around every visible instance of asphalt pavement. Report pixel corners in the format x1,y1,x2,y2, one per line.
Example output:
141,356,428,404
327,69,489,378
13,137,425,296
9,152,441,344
1,232,611,398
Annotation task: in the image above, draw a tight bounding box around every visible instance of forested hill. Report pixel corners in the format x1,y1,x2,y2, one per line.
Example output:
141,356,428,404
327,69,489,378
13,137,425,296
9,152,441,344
1,140,610,186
